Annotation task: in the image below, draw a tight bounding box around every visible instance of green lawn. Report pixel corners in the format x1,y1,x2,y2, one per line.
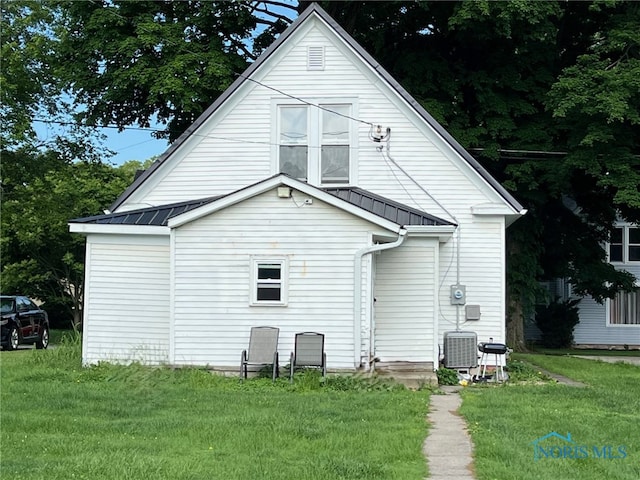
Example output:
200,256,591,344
461,354,640,480
0,338,430,480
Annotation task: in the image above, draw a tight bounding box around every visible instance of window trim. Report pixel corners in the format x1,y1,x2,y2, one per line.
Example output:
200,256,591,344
249,256,289,306
606,289,640,327
271,97,358,186
608,224,640,264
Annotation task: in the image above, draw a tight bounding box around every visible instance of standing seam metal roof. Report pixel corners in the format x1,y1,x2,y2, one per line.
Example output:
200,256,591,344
71,186,452,227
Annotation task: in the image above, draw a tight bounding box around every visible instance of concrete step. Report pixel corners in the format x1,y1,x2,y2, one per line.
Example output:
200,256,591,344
374,361,437,389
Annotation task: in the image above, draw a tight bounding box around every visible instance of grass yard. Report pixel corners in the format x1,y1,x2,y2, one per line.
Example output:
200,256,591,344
461,354,640,480
0,337,430,480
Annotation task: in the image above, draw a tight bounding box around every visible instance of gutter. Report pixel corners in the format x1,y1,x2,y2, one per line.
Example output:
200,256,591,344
353,229,407,370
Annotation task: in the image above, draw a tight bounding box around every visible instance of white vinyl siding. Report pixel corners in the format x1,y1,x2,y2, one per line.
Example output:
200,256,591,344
574,263,640,344
438,219,507,345
82,236,170,365
126,19,501,223
374,238,437,362
171,188,390,369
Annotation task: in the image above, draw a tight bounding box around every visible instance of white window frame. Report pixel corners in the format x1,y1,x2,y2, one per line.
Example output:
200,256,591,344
608,224,640,264
271,98,358,186
606,289,640,327
250,256,289,306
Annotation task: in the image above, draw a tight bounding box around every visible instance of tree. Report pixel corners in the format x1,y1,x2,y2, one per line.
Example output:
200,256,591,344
52,0,296,142
1,153,142,328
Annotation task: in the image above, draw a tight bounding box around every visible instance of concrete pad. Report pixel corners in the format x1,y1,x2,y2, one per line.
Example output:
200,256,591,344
423,391,476,480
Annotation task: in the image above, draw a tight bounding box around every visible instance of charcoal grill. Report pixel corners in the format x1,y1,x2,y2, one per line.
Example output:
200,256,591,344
478,342,507,381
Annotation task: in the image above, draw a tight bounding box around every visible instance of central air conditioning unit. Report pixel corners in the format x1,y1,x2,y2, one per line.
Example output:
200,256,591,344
443,331,478,369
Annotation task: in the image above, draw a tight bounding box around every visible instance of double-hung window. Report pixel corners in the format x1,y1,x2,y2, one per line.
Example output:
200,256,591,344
279,106,309,181
609,290,640,325
608,225,640,263
276,101,354,185
250,257,288,306
321,105,350,183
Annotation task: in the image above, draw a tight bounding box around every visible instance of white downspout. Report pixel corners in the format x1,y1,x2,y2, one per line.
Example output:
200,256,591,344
353,229,407,370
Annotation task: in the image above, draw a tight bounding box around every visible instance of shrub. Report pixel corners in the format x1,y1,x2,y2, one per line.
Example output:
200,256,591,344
535,297,580,348
436,367,459,385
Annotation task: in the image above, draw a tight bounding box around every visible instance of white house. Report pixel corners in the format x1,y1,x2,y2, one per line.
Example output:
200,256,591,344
70,4,526,373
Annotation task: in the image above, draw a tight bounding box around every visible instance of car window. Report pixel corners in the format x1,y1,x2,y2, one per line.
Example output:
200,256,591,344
0,298,14,314
17,297,32,312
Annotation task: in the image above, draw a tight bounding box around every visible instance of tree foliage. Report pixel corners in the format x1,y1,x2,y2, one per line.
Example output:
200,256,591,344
1,152,142,327
51,0,295,141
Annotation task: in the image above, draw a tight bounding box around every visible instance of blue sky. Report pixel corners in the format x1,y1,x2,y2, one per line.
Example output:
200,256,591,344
103,125,168,165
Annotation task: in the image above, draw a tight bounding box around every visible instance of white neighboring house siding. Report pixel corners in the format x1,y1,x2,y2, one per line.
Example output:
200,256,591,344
574,263,640,345
374,237,437,363
170,188,391,369
82,235,170,365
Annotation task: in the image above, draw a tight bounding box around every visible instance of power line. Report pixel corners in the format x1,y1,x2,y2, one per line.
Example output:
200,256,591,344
76,2,376,131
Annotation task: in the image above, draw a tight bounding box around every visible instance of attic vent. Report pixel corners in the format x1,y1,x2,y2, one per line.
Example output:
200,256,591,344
307,46,325,70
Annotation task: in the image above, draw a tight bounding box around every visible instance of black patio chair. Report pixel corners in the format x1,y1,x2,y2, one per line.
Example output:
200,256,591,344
289,332,327,382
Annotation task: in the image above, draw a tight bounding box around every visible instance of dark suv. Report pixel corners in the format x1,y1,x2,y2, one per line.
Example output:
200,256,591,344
1,296,50,350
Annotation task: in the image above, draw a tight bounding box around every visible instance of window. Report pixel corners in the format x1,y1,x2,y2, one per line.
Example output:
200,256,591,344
250,257,288,306
609,290,640,325
279,106,308,180
608,226,640,263
277,102,353,185
321,105,350,183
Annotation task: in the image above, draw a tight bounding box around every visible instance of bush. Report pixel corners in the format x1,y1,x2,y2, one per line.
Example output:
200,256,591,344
535,298,580,348
436,367,459,385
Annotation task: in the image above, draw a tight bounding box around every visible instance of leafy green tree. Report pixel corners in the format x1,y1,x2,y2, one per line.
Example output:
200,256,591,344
0,1,57,149
52,0,298,141
1,153,142,328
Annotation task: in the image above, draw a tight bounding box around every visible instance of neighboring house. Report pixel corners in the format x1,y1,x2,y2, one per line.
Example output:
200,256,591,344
69,4,525,372
573,223,640,347
527,224,640,348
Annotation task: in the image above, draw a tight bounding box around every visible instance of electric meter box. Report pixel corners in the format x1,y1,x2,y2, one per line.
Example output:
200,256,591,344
450,285,466,305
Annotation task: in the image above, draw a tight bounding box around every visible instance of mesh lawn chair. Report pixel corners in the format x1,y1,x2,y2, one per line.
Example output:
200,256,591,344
289,332,327,382
240,326,279,381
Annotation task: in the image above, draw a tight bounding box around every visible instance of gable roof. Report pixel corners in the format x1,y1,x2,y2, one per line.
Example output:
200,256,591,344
109,3,524,215
75,175,453,230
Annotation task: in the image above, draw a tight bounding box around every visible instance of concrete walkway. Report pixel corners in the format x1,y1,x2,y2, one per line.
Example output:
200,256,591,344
423,386,475,480
572,355,640,366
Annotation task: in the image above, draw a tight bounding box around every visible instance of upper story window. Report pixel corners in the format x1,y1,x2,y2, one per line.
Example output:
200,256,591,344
276,101,354,185
609,225,640,263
